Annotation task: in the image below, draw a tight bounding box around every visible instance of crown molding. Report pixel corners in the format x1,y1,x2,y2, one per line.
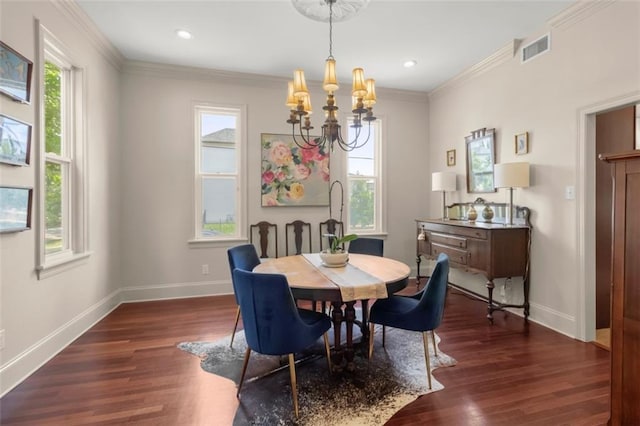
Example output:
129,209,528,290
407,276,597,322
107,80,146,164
52,0,124,70
428,40,516,99
548,0,616,31
123,60,428,103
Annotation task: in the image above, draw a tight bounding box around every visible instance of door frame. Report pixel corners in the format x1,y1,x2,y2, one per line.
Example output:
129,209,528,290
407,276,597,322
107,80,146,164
576,91,640,342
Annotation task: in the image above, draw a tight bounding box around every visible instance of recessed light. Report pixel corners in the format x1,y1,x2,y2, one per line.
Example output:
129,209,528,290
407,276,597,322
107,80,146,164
176,29,193,40
403,60,417,68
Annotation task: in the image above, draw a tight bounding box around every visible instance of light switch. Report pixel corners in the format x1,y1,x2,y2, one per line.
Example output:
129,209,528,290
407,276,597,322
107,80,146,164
565,186,575,200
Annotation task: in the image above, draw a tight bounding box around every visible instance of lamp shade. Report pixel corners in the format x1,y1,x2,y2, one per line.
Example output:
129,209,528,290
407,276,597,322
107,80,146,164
494,162,530,188
432,171,456,192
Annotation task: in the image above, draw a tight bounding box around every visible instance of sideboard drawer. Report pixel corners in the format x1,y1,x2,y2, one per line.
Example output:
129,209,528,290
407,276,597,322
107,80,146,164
420,222,489,240
432,243,468,265
430,232,467,249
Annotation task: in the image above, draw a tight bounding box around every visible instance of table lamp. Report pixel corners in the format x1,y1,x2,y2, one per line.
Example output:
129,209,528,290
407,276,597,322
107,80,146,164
432,171,456,220
494,162,530,225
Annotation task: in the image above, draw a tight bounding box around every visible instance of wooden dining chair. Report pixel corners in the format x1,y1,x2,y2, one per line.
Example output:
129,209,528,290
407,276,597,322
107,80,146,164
319,219,344,252
249,221,278,259
285,220,312,256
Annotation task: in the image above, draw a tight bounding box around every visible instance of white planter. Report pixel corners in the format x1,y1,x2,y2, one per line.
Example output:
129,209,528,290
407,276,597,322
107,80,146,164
319,251,349,267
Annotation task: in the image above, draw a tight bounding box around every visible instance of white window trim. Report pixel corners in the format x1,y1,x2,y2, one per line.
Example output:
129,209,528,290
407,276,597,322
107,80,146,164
343,114,386,235
36,22,90,279
189,102,247,245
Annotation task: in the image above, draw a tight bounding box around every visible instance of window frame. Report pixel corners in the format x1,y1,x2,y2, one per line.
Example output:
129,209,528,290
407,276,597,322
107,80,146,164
191,103,247,244
36,23,90,279
344,115,386,235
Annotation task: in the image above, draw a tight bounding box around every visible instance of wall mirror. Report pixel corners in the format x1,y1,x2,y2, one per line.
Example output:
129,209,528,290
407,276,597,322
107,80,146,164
465,128,496,193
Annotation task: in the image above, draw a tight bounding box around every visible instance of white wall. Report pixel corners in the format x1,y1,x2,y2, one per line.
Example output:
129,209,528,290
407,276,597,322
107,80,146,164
427,1,640,337
0,1,122,395
118,62,429,298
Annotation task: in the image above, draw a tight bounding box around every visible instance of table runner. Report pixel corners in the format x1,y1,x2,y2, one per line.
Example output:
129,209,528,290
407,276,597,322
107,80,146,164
302,253,388,302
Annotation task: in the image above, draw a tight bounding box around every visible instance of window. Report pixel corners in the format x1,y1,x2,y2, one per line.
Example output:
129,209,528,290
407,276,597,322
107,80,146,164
346,118,383,234
194,105,245,240
38,26,88,276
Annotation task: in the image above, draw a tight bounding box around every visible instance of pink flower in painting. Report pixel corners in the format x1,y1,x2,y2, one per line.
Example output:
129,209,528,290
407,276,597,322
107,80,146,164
293,164,311,181
300,144,319,163
262,190,280,206
319,157,330,181
275,169,288,182
262,170,275,184
269,141,293,167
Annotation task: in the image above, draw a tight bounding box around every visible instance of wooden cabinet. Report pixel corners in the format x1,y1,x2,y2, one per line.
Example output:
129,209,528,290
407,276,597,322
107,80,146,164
416,218,531,322
600,151,640,425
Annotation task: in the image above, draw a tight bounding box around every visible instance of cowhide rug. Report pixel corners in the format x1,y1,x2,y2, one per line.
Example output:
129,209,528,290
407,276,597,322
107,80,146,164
178,326,456,425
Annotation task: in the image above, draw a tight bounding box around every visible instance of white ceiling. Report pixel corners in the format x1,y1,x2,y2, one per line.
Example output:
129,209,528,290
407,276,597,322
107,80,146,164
76,0,572,93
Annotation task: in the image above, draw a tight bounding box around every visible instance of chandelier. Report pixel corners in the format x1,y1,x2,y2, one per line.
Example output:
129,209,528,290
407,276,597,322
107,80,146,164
286,0,377,152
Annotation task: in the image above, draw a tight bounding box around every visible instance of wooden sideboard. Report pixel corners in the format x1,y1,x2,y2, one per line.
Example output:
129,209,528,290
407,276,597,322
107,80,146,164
416,209,531,322
600,151,640,425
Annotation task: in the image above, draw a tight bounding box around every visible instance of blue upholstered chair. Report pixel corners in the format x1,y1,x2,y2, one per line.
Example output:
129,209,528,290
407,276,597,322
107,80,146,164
368,253,450,389
348,237,384,257
232,269,332,418
227,244,262,348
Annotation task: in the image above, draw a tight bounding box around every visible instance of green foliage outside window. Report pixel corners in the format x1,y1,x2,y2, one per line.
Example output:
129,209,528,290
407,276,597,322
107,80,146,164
349,180,374,229
44,62,63,251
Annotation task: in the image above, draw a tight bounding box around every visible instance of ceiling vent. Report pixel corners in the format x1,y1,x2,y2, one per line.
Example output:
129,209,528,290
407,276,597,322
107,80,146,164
521,34,550,63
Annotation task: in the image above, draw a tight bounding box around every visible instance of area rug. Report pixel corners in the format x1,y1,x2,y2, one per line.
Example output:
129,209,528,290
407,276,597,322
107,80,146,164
178,327,456,425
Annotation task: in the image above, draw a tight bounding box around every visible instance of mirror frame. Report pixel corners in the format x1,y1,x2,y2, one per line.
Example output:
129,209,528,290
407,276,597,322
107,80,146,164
465,128,496,193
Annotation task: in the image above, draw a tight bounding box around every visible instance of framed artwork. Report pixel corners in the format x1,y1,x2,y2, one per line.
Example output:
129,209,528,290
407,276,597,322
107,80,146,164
0,114,32,166
465,128,496,193
446,149,456,166
0,186,33,233
515,132,529,155
261,133,330,206
0,41,33,103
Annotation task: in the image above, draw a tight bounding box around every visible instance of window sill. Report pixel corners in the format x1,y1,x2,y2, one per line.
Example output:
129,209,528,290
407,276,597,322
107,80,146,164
188,237,248,249
37,251,92,280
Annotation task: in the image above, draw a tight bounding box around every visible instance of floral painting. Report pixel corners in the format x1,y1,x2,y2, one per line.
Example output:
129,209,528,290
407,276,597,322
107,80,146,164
261,133,330,206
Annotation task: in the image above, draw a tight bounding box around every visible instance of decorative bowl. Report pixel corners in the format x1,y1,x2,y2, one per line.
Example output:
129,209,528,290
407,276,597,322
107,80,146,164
319,251,349,267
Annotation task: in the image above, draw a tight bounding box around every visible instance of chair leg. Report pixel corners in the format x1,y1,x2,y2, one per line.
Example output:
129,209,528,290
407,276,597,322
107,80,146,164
431,330,438,357
288,353,299,418
368,322,375,359
230,306,241,348
422,332,432,390
237,348,251,397
323,332,332,374
382,325,386,348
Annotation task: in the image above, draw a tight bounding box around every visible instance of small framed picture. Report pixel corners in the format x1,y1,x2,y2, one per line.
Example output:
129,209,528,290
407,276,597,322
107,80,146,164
515,132,529,155
446,149,456,166
0,114,32,166
0,41,33,104
0,186,33,233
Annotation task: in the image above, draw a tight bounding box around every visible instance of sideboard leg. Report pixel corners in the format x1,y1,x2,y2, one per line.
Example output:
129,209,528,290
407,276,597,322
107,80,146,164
416,255,422,288
486,279,495,323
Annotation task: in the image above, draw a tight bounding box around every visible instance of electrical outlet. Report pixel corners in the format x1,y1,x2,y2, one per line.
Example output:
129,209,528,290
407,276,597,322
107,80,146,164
202,264,209,275
0,329,5,350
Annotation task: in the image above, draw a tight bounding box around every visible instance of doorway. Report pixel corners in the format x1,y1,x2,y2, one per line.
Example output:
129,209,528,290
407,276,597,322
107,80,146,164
576,92,640,344
593,103,637,349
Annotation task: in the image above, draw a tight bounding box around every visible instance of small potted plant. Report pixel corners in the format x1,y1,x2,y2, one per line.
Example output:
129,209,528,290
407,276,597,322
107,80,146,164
320,233,358,266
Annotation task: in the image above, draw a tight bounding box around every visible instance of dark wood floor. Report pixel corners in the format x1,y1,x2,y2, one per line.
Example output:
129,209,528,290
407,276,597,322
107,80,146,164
1,283,610,425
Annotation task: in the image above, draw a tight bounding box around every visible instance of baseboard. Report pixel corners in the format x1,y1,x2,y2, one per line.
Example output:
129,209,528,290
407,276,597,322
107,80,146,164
0,289,122,397
527,302,577,339
119,279,232,303
0,279,233,398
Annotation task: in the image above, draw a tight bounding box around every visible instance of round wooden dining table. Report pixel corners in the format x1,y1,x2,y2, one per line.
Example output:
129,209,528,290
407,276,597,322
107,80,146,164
254,253,410,371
